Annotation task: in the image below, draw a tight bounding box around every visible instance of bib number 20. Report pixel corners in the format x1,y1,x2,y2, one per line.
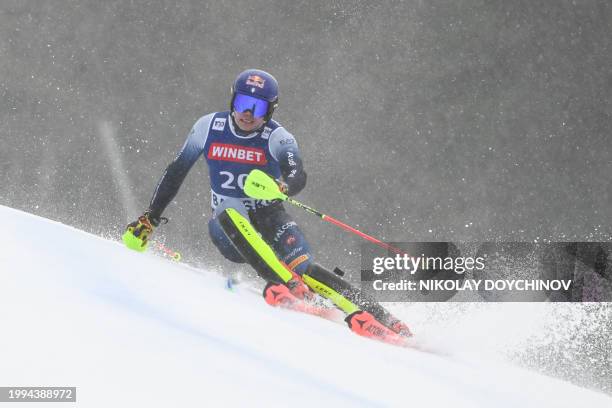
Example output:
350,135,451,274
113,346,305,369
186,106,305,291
220,171,248,190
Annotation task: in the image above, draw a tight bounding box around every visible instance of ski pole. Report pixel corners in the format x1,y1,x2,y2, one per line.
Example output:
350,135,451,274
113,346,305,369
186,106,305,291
244,169,405,255
150,240,182,261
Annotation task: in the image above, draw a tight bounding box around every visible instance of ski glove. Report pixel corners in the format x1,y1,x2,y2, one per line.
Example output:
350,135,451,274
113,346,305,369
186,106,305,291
276,179,289,195
122,212,165,252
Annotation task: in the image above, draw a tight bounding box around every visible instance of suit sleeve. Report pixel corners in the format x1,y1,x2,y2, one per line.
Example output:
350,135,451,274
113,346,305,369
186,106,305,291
268,128,307,196
147,114,213,220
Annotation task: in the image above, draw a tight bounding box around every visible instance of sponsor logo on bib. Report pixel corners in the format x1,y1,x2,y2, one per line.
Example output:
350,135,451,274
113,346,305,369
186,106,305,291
207,142,267,165
212,118,226,131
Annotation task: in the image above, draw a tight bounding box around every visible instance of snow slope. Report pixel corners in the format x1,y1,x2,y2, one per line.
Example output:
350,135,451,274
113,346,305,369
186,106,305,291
0,205,610,408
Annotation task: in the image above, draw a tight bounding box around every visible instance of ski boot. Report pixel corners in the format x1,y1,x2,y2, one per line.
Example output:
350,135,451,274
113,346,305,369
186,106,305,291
263,282,343,321
345,310,412,346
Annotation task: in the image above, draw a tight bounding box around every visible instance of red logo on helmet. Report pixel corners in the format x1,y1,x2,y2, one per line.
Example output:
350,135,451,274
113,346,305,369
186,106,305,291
246,75,265,89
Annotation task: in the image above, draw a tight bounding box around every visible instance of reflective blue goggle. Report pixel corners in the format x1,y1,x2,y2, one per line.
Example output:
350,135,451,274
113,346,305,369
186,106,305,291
232,93,269,118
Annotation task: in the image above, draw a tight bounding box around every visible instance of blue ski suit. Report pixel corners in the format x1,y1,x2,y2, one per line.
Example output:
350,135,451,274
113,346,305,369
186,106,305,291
147,112,312,275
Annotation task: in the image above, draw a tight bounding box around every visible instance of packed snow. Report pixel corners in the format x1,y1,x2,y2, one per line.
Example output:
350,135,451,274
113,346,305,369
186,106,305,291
0,205,610,407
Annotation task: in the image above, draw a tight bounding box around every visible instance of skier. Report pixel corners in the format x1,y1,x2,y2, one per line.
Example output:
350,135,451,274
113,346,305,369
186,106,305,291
123,69,412,344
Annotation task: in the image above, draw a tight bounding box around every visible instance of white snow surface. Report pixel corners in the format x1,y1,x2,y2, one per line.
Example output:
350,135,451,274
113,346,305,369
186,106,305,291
0,205,610,408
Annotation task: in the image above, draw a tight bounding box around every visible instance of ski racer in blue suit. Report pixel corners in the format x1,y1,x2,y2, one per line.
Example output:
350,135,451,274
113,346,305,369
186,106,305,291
124,69,413,343
146,70,312,276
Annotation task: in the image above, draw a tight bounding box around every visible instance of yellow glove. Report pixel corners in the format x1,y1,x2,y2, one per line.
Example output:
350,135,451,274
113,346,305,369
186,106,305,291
122,213,158,252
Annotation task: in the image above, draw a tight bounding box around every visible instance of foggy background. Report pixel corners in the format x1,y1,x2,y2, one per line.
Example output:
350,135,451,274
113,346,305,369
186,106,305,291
1,0,610,394
3,0,611,263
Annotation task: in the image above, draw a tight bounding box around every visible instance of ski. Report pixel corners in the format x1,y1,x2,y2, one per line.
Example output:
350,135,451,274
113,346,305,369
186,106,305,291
262,281,346,323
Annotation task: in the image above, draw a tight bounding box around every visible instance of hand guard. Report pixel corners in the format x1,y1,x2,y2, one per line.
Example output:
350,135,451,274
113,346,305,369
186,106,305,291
122,212,162,252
